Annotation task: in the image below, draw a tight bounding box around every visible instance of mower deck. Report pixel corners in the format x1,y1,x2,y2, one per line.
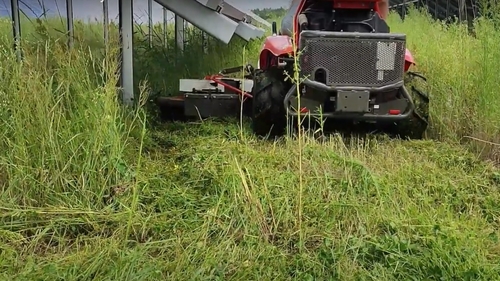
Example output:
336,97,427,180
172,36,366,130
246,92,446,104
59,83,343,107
155,72,254,121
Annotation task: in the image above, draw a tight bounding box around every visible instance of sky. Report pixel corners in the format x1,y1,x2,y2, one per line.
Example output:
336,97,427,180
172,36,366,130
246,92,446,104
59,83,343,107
0,0,291,23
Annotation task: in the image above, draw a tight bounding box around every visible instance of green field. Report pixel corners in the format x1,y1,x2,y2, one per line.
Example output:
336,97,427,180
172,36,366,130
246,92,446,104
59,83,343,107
0,6,499,280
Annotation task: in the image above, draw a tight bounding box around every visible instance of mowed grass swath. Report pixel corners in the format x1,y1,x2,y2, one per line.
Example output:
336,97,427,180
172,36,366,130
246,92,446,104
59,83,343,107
0,4,499,280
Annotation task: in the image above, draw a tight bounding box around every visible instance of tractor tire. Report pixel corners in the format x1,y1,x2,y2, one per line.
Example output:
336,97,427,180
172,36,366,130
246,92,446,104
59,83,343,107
251,69,289,138
391,72,430,139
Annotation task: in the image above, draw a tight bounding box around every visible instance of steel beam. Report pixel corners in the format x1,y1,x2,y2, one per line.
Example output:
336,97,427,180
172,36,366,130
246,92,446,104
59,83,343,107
234,21,265,41
218,2,247,22
245,10,271,27
11,0,21,61
119,0,134,105
154,0,237,44
197,0,271,27
196,0,222,10
66,0,74,49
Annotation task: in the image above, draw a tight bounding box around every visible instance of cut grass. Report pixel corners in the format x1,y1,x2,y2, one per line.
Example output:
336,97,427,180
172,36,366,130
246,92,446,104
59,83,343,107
1,122,499,279
0,6,499,280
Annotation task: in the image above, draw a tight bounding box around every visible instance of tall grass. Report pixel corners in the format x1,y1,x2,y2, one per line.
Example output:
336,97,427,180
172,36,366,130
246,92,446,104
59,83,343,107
0,25,130,208
0,6,499,280
389,7,500,162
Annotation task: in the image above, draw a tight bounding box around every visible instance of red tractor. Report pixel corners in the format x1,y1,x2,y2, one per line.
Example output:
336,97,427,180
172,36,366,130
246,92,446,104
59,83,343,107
156,0,429,139
252,0,428,138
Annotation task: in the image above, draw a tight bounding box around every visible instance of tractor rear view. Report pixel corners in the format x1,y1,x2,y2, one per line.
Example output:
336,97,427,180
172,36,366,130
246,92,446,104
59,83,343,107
155,0,429,139
252,0,429,138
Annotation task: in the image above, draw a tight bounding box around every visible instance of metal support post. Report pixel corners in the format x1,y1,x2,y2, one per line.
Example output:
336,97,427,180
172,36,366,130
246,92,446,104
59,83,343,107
119,0,134,105
163,7,168,48
103,0,109,47
66,0,74,49
148,0,153,47
202,32,208,54
175,15,184,51
11,0,21,61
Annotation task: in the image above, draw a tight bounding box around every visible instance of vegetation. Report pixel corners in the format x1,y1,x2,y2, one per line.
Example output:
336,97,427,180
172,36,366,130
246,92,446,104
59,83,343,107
390,10,500,162
0,5,499,280
253,7,288,21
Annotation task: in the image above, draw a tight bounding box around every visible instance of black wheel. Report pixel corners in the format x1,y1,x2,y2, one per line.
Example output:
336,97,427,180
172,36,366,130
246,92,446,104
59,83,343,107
251,69,289,137
391,72,430,139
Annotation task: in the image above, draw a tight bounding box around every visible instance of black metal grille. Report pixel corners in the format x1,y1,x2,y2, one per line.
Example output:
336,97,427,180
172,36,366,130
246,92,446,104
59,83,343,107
299,32,406,87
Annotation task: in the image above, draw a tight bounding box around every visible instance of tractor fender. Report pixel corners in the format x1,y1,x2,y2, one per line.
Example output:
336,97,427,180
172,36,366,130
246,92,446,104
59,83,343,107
405,48,415,72
258,35,294,70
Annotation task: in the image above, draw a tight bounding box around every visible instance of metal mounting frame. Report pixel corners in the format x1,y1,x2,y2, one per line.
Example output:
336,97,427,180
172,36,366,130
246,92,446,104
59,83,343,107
8,0,270,107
